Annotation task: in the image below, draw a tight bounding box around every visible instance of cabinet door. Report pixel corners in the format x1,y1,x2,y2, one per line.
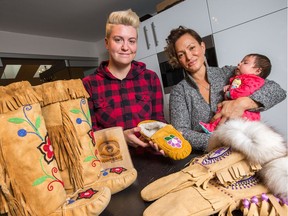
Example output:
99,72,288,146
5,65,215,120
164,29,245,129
152,0,212,53
213,9,287,139
207,0,287,33
135,19,157,60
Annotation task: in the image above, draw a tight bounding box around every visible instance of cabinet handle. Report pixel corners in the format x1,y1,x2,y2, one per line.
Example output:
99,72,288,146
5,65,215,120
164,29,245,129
143,26,151,50
151,22,159,47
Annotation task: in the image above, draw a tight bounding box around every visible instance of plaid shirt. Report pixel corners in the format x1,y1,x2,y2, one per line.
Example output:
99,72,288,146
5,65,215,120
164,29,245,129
82,60,166,131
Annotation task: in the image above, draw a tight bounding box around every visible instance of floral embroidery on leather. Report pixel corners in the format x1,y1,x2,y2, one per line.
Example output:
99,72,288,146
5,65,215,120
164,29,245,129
8,104,64,190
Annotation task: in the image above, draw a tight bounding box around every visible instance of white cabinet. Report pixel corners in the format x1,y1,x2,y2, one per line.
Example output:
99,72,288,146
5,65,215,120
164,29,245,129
213,9,287,139
136,0,212,60
207,0,287,33
152,0,212,53
135,19,158,60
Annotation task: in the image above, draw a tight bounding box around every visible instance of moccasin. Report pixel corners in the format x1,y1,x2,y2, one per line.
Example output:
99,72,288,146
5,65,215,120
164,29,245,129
138,120,192,160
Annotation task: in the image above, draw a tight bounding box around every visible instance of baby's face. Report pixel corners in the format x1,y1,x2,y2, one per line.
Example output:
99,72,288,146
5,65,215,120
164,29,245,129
236,56,259,76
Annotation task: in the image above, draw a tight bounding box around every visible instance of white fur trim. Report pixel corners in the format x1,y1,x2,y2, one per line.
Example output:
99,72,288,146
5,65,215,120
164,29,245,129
207,119,287,165
259,156,288,200
139,121,167,138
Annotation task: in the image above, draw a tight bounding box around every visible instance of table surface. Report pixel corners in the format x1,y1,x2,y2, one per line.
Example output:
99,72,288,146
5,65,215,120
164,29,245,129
100,147,242,216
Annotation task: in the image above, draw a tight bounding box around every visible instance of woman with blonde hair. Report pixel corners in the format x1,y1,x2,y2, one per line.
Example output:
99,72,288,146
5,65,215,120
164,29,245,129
83,9,166,149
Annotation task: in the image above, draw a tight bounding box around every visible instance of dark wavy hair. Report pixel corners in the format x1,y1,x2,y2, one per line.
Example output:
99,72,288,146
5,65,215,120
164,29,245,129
164,26,203,68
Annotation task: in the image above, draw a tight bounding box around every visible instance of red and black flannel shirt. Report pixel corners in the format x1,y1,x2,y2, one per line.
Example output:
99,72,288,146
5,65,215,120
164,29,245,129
82,60,166,131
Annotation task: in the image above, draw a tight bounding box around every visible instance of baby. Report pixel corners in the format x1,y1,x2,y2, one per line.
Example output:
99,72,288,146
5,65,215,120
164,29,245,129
200,53,271,133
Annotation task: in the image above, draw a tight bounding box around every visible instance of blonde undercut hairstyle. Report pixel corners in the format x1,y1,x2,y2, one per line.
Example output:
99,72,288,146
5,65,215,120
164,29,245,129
106,9,140,38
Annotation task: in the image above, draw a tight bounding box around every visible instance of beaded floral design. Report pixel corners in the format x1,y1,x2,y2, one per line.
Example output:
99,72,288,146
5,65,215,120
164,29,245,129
164,135,182,148
67,188,98,204
201,146,231,165
70,98,100,166
229,175,259,190
8,104,64,190
71,98,95,145
76,188,97,200
101,167,127,176
32,155,64,190
37,134,54,164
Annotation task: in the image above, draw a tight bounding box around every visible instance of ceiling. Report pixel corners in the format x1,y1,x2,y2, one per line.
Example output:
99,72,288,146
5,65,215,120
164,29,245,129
0,0,164,42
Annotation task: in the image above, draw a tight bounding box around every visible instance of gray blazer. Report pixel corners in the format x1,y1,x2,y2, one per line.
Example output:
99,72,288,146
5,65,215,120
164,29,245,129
169,66,287,151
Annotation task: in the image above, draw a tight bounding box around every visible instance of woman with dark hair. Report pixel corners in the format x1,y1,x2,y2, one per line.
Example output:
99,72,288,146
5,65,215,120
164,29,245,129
165,26,286,151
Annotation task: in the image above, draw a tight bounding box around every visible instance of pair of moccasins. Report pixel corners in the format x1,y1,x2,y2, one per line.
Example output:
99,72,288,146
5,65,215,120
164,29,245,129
0,80,137,216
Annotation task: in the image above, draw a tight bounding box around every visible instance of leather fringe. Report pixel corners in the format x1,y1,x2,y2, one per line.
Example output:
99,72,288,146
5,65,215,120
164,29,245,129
0,81,42,114
0,141,30,216
46,105,84,191
216,161,262,187
33,79,89,107
241,194,287,216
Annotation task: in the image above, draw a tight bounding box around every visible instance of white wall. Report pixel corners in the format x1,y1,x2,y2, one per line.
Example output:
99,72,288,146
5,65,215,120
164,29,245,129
212,9,287,140
0,31,98,58
94,39,109,63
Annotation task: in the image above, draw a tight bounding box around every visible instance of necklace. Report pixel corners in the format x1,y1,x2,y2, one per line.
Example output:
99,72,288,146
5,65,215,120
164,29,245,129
196,82,210,91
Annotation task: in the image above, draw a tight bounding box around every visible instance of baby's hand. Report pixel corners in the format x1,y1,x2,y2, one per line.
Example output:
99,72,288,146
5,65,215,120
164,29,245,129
223,85,230,92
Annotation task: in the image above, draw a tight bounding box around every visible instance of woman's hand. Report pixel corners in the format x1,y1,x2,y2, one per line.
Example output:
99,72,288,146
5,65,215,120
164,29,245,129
211,97,259,125
123,127,166,156
149,142,166,157
123,127,149,148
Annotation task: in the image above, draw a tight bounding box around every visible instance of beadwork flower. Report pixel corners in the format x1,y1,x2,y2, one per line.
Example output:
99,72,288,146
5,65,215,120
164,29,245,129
38,134,54,164
165,135,182,148
77,188,97,200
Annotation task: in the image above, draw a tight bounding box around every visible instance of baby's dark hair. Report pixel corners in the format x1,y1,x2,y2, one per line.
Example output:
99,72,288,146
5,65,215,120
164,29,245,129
247,53,271,79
